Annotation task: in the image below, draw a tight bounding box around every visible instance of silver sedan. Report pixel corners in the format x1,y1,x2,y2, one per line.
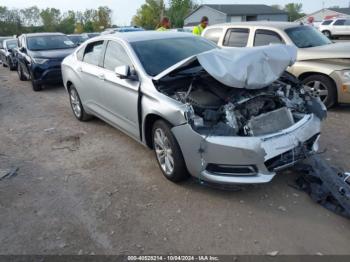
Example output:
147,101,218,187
62,32,325,185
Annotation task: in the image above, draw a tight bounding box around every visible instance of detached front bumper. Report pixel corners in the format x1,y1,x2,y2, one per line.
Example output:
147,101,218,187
172,114,321,185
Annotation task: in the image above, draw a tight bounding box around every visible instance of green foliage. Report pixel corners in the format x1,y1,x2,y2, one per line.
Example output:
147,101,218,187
0,5,113,36
132,0,165,30
284,3,305,21
168,0,197,28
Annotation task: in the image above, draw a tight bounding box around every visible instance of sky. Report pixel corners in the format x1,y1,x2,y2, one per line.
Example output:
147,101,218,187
0,0,349,25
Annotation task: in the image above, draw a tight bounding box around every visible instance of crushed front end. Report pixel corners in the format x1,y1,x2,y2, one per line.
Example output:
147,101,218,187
154,46,326,184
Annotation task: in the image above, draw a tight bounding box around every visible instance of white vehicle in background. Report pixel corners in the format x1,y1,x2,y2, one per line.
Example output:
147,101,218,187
319,18,350,38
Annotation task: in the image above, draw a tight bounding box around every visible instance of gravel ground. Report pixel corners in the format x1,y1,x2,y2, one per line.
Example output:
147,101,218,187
0,66,349,255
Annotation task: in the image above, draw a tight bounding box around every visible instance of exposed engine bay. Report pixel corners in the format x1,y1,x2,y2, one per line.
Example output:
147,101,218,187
156,70,325,137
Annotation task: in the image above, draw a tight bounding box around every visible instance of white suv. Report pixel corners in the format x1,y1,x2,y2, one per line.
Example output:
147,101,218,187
319,18,350,38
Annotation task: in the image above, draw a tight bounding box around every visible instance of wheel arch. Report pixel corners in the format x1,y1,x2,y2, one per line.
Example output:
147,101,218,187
143,114,174,149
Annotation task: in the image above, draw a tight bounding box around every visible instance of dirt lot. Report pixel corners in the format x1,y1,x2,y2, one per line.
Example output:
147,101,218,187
0,66,350,255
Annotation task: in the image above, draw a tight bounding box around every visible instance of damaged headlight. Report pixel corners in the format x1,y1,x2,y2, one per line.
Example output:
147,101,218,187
32,58,49,64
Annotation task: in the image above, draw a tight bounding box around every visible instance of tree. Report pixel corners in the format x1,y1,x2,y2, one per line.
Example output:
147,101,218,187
168,0,197,28
95,6,112,31
0,6,22,35
132,0,165,30
40,8,61,31
284,3,304,21
20,6,40,27
58,11,76,34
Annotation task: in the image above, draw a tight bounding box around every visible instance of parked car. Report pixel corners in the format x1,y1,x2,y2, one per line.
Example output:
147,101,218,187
67,34,85,46
202,22,350,108
81,33,100,41
62,32,325,185
16,32,77,91
319,18,350,38
0,36,14,63
101,27,145,35
0,38,18,70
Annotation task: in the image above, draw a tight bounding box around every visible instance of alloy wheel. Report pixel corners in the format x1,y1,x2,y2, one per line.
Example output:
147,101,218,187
305,80,329,103
154,127,174,175
70,89,82,118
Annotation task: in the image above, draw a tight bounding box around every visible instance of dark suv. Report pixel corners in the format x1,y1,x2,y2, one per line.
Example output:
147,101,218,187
16,33,76,91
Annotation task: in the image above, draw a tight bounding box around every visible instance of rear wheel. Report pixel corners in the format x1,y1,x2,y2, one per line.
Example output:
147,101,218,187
152,120,189,183
302,74,337,108
69,85,92,121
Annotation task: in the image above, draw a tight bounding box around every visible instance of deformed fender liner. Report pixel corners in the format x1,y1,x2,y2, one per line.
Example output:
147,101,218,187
294,154,350,218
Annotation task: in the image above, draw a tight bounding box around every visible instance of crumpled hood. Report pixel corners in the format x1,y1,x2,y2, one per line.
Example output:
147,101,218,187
30,48,76,60
297,42,350,61
154,45,297,89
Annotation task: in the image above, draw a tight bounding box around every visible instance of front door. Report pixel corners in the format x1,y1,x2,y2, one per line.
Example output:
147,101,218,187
98,40,140,139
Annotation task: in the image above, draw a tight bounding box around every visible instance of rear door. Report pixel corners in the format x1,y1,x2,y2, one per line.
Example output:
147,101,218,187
345,19,350,35
78,40,106,114
333,19,346,35
98,40,140,139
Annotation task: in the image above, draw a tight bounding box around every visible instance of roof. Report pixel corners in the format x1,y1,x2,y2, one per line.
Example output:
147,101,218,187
25,32,65,37
186,4,287,19
209,21,300,30
328,7,350,15
92,31,195,43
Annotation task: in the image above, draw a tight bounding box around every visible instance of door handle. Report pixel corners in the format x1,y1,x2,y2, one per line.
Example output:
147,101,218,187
97,74,105,81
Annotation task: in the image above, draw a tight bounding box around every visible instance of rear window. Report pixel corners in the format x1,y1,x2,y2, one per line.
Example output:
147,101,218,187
321,20,333,25
223,28,249,47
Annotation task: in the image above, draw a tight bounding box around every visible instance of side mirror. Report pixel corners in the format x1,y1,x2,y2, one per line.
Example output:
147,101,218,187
19,46,26,53
8,49,13,53
114,65,130,79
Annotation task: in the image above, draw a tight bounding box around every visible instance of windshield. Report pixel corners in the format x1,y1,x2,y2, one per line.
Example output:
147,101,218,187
130,37,216,76
6,40,18,49
27,35,76,51
285,26,332,48
68,35,83,44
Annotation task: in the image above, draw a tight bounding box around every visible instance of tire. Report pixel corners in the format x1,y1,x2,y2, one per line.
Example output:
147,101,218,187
302,74,337,108
17,63,26,81
69,85,92,121
8,59,16,71
152,120,189,183
31,80,42,92
322,30,331,39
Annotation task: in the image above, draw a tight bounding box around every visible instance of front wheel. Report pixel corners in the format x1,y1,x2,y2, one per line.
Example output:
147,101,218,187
302,75,337,108
322,30,331,39
152,120,189,183
17,63,26,81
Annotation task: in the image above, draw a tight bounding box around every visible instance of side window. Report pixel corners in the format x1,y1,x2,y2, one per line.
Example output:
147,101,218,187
103,41,132,71
203,28,223,44
321,20,333,25
76,46,85,61
223,28,249,47
345,20,350,25
334,19,346,26
83,41,104,66
254,29,284,47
